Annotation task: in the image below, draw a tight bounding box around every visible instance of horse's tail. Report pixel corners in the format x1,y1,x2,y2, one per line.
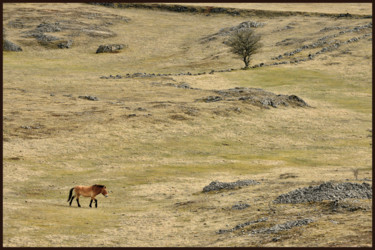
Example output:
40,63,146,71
67,187,74,202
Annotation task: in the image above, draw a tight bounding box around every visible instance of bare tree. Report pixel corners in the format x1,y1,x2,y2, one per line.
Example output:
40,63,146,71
225,29,262,69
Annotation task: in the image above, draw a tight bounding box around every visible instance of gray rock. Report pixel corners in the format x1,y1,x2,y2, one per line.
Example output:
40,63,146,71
232,203,250,210
96,44,127,53
57,39,73,49
3,39,22,51
78,95,99,101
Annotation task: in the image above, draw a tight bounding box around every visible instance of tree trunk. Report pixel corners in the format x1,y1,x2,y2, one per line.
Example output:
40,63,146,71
243,56,250,69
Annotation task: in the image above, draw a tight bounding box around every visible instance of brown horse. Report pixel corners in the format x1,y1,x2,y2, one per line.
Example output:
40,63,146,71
67,184,108,208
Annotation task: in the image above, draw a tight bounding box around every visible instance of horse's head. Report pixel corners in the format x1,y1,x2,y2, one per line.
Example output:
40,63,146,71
101,186,108,197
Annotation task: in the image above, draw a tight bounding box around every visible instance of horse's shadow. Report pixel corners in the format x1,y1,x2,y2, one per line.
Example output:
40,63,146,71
54,203,96,209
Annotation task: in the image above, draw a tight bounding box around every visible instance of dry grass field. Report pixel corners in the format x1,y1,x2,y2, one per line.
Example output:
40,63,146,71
3,3,372,247
165,2,372,15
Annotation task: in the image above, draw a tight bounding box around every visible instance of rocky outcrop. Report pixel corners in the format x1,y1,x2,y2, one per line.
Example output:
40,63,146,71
198,87,309,108
3,39,22,51
274,182,372,204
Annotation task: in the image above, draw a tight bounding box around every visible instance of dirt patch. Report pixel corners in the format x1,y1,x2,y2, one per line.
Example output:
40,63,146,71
274,182,372,204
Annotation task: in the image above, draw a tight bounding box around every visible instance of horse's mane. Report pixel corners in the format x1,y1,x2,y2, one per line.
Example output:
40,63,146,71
93,184,106,188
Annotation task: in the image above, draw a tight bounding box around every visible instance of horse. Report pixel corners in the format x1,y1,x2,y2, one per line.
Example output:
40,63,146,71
67,184,108,208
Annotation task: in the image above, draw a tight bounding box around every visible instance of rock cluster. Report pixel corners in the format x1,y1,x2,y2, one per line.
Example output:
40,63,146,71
232,203,250,210
272,23,372,61
96,44,127,53
151,82,196,90
251,218,314,234
78,95,99,101
36,21,62,32
329,199,369,213
217,217,268,234
217,217,313,235
21,21,73,49
202,179,260,192
274,182,372,204
201,20,265,43
100,69,233,79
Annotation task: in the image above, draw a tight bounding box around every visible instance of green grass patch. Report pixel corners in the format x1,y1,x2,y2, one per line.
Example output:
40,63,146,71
222,67,371,113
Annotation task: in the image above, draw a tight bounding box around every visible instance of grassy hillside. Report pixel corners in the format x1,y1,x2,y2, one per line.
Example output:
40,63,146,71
3,3,372,247
164,2,372,15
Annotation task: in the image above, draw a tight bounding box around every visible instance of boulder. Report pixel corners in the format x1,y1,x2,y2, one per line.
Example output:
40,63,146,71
96,44,127,53
57,39,73,49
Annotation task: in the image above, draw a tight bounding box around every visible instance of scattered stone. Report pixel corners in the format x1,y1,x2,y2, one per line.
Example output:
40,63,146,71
169,114,188,121
33,33,60,42
329,199,369,213
36,22,62,32
96,44,127,53
20,125,40,129
78,95,99,101
319,26,347,32
279,173,298,179
232,203,250,210
201,96,223,103
135,107,147,111
177,82,191,89
3,39,22,51
274,182,372,204
272,23,372,63
57,39,73,49
274,25,294,32
200,20,265,43
251,218,313,234
217,217,268,234
203,179,260,193
337,13,352,18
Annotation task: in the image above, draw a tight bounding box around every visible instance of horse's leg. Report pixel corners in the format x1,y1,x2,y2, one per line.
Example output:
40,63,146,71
89,198,94,208
69,195,75,206
76,194,81,207
95,199,98,208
